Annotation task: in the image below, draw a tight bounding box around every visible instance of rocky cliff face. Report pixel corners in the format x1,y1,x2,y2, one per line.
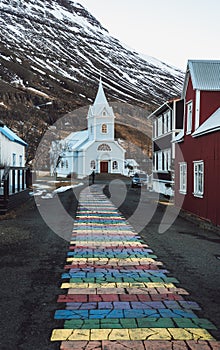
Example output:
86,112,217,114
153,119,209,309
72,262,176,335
0,0,184,162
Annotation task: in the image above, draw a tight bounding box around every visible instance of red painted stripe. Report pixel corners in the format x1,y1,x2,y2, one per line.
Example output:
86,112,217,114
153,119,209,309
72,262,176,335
57,293,183,303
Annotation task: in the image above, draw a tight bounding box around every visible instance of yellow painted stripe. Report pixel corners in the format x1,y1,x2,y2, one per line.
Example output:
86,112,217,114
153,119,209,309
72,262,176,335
61,282,176,289
51,328,214,341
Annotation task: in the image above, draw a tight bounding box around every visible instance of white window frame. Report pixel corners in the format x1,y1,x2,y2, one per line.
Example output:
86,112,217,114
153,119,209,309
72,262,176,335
157,151,163,171
112,161,118,170
179,162,187,194
186,101,193,134
101,124,107,134
90,160,96,170
19,155,22,167
157,116,163,136
164,149,171,172
193,161,204,197
154,150,171,173
154,153,158,171
12,153,16,166
163,111,171,134
153,119,157,138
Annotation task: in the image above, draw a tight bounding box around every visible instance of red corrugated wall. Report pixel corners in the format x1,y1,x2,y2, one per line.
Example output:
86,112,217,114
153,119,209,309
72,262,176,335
175,76,220,226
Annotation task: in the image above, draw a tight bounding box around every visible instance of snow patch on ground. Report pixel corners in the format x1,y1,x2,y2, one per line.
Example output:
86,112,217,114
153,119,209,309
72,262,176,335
30,182,84,199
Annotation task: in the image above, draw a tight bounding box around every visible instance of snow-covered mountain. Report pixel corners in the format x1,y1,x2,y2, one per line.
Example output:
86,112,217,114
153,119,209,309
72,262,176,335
0,0,184,160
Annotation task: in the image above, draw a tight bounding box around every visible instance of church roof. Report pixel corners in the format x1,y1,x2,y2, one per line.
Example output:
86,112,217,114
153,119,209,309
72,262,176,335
94,78,109,106
64,130,89,151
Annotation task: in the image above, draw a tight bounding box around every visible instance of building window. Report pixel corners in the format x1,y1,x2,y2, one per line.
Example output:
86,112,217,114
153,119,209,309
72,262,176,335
194,161,204,197
90,160,96,169
186,101,193,134
112,161,118,170
179,162,187,194
12,153,16,166
61,160,64,168
19,155,22,167
157,151,163,171
153,119,157,138
101,124,107,133
154,150,171,172
98,143,111,151
157,116,163,136
66,160,68,168
163,149,171,171
164,111,172,133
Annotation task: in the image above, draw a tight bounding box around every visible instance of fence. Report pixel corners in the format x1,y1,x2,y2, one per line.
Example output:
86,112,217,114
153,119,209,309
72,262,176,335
0,166,32,214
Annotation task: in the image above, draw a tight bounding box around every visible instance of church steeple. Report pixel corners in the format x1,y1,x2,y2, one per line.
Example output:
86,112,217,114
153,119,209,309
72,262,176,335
87,78,115,141
93,78,109,107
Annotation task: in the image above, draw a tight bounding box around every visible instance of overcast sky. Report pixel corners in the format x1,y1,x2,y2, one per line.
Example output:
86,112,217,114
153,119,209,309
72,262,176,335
78,0,220,70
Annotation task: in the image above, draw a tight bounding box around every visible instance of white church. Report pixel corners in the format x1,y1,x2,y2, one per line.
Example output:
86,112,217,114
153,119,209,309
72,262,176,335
51,80,125,178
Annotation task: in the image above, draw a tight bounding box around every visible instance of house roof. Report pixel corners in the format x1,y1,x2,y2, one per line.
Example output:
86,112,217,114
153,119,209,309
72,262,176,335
172,129,184,143
0,125,27,146
147,98,180,119
192,107,220,137
182,60,220,97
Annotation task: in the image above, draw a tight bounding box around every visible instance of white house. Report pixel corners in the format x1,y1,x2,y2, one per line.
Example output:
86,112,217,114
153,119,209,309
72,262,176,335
52,80,125,178
0,121,27,167
0,121,28,198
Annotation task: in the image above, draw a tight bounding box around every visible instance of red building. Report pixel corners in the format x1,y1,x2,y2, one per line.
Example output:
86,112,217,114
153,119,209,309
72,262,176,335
174,60,220,226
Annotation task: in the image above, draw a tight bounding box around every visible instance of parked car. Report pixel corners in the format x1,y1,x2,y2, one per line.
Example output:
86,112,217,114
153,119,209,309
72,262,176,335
131,173,148,188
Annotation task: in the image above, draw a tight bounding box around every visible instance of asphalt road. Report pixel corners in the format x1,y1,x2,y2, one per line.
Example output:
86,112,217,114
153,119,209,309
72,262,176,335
0,188,81,350
0,179,219,350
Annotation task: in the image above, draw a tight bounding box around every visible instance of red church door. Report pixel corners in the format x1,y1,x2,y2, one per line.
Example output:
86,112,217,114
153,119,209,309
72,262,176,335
100,161,108,173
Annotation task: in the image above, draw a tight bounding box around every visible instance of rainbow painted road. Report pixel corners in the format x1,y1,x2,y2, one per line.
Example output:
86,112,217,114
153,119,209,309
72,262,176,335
51,185,219,350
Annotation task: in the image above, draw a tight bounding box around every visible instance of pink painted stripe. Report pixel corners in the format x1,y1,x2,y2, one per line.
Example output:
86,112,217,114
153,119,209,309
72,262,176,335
69,245,149,250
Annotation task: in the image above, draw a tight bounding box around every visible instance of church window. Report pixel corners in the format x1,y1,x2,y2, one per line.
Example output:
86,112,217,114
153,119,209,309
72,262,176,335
90,160,96,169
66,160,68,168
97,143,111,151
103,110,106,116
61,161,64,168
101,124,107,133
112,161,118,170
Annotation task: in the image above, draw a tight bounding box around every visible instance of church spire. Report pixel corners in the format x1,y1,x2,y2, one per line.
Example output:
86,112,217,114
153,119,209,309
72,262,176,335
93,77,109,106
